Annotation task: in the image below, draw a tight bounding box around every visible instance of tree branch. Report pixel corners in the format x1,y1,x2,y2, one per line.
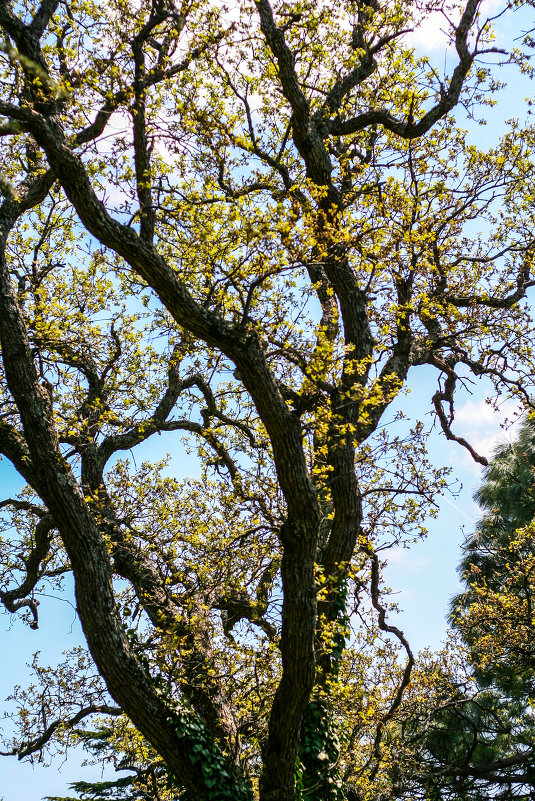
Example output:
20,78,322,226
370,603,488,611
0,704,122,760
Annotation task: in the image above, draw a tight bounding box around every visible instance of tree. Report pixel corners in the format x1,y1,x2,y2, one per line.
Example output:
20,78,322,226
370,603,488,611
453,416,535,696
0,1,535,799
376,638,535,801
367,418,535,801
407,417,535,800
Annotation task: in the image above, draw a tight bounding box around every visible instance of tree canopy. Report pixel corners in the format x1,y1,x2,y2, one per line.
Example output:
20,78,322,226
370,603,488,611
1,1,535,800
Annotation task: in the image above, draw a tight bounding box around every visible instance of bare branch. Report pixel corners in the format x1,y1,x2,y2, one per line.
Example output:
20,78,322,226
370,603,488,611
0,513,56,627
431,357,489,466
0,704,122,759
366,546,414,774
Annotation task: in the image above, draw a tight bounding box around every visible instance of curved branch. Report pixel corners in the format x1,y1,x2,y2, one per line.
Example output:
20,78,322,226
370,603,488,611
0,704,122,759
0,512,56,628
430,356,489,466
366,546,414,775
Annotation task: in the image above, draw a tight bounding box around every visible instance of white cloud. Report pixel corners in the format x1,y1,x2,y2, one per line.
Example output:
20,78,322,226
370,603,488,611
386,546,431,575
407,11,452,53
447,398,522,474
406,0,507,54
454,398,500,427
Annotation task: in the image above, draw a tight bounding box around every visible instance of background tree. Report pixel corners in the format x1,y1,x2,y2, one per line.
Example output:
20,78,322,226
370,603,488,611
42,719,175,801
374,639,535,800
0,1,534,800
453,417,535,696
377,417,535,801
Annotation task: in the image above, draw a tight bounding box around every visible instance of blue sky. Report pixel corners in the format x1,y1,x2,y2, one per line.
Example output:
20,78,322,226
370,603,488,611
1,3,534,798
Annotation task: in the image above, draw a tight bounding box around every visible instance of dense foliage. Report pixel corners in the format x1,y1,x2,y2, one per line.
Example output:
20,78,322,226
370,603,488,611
0,0,535,799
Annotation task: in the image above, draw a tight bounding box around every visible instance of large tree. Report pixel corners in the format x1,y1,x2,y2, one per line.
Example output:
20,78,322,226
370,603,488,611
0,1,535,799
